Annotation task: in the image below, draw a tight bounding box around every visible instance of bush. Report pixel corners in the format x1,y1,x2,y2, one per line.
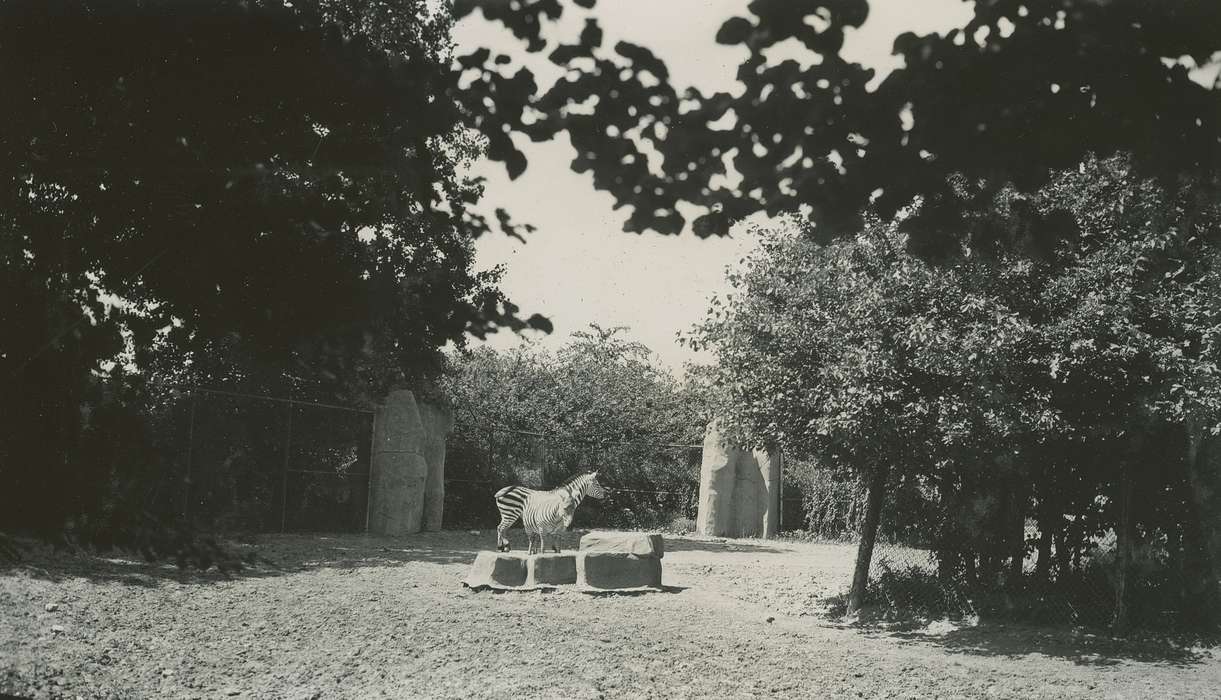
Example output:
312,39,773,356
663,516,696,535
784,460,866,539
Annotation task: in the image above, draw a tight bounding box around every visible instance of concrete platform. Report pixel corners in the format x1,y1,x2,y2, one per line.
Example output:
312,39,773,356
526,553,578,587
462,551,528,589
576,551,663,591
464,545,665,592
578,531,665,558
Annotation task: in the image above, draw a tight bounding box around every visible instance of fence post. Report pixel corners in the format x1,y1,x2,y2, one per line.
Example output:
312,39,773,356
778,449,784,534
539,434,549,488
1111,461,1133,634
281,401,293,533
183,388,198,525
365,408,377,533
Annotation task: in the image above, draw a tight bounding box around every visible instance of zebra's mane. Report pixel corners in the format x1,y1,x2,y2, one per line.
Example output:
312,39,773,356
559,472,593,487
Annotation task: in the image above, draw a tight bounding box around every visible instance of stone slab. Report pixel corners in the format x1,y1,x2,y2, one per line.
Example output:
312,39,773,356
463,551,528,589
526,553,578,586
578,531,665,559
576,551,663,590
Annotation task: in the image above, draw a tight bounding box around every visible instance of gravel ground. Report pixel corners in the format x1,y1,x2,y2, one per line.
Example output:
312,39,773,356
2,531,1218,699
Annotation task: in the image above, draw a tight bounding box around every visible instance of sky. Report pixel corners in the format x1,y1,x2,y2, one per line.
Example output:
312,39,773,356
452,1,978,372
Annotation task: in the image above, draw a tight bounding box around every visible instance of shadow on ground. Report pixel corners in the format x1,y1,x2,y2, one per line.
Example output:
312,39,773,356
580,585,689,597
0,530,789,588
819,590,1220,668
662,537,789,555
884,622,1216,668
0,531,491,588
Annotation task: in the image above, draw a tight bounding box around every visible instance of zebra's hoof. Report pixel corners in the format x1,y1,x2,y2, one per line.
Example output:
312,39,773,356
497,545,510,553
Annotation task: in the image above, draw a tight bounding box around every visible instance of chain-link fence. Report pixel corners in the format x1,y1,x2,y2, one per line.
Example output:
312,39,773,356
866,524,1126,628
794,469,1221,631
181,388,373,533
444,425,703,531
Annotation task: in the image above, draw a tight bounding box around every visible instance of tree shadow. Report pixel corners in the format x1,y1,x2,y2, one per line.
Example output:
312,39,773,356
885,621,1217,668
0,531,494,588
580,584,688,597
0,530,793,589
662,537,789,555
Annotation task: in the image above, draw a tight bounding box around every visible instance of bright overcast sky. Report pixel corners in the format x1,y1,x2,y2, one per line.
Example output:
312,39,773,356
454,0,976,372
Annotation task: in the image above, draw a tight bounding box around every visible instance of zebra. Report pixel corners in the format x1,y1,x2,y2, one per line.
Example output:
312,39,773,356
493,472,608,554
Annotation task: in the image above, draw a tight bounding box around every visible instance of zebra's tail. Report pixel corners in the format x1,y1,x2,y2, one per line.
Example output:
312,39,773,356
494,485,515,500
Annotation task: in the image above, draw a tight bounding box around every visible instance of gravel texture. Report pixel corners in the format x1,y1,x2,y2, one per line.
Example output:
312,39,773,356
2,531,1218,699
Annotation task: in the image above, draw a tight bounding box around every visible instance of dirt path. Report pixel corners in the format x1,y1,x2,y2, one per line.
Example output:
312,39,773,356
2,532,1217,699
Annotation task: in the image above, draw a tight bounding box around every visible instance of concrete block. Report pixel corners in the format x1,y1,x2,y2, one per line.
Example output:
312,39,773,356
526,553,577,586
577,551,663,590
578,531,665,559
463,551,527,588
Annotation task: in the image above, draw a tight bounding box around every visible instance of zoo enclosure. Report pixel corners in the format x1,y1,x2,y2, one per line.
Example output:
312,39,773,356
443,424,702,530
789,462,1220,631
443,423,808,532
180,387,374,533
176,393,811,535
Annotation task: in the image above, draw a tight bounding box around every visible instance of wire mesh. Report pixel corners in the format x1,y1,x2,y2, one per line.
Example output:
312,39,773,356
777,461,1221,630
869,522,1123,623
182,388,373,533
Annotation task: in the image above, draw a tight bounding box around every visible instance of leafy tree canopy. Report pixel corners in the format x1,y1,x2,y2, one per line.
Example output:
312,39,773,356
692,155,1220,464
444,324,709,446
456,0,1220,251
0,0,548,539
441,326,712,527
689,155,1221,607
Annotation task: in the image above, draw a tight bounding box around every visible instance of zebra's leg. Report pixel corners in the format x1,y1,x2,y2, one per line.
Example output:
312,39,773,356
527,531,537,555
496,523,508,552
496,513,518,552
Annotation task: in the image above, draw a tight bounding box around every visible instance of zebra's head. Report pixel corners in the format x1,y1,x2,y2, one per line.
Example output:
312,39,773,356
584,472,608,499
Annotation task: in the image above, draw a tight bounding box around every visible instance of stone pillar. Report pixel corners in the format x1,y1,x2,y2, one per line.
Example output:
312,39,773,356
696,421,739,537
696,421,783,539
419,402,454,532
368,389,428,535
757,449,782,538
734,449,765,537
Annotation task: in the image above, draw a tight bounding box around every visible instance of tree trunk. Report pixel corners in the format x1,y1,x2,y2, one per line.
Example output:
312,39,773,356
848,461,890,615
1111,463,1134,635
1182,419,1221,626
935,472,959,581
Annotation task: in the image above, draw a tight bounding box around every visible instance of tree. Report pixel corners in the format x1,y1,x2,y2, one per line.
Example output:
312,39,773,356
456,0,1219,251
690,156,1221,624
689,214,1048,612
441,326,710,527
1030,157,1221,629
0,0,545,550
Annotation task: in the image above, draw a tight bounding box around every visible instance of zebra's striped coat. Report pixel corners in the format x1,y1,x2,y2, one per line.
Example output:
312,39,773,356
493,472,607,554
